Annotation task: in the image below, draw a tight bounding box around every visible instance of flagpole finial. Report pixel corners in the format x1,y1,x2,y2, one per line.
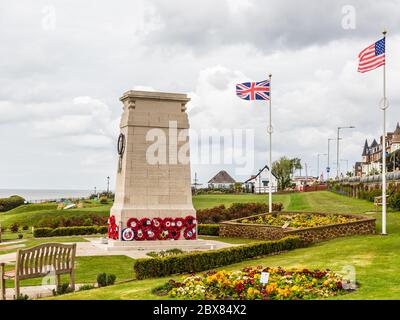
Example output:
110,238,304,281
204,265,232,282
383,29,387,36
269,74,272,78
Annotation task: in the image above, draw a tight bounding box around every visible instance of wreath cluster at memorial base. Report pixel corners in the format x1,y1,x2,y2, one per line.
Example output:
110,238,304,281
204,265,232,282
108,215,197,241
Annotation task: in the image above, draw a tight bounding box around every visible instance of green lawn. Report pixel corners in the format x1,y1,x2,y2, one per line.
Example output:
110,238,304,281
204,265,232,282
4,255,134,289
48,191,400,300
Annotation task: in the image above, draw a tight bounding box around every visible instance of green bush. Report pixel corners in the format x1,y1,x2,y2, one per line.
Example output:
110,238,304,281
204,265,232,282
10,223,19,233
197,202,283,224
52,283,74,296
33,226,108,238
97,273,116,287
134,236,303,280
198,224,219,236
99,196,108,204
0,195,25,212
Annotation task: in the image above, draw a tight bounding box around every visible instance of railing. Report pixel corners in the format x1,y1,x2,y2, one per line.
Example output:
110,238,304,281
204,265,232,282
254,186,278,193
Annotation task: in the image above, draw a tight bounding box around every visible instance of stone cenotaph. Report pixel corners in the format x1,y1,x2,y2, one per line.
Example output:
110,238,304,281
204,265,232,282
107,90,200,249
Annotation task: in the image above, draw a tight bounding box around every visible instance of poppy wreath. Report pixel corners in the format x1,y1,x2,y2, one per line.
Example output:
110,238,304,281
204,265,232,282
158,229,169,240
184,215,197,228
174,218,185,230
183,227,196,240
168,227,181,240
163,217,174,230
108,215,119,240
140,217,152,228
152,217,164,229
121,227,135,241
127,217,140,230
145,227,159,240
135,228,146,241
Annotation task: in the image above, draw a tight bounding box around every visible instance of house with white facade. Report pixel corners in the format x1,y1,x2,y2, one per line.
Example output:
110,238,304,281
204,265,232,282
208,170,236,189
244,165,278,193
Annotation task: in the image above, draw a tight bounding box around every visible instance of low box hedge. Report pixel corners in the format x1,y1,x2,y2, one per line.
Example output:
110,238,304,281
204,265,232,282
134,236,303,279
34,226,107,238
198,224,219,236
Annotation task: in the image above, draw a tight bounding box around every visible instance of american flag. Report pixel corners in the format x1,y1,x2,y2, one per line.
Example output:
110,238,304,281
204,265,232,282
358,38,385,73
236,80,270,100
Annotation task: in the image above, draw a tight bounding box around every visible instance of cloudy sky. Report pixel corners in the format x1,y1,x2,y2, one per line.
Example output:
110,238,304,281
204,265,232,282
1,0,400,190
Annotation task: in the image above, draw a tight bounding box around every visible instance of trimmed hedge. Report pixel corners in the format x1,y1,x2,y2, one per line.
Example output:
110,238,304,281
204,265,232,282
34,226,107,238
197,202,283,224
198,224,219,236
134,236,303,279
0,195,25,212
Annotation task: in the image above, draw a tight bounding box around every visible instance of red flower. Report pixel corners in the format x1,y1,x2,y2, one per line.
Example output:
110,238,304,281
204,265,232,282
168,227,180,240
127,217,140,230
140,217,152,228
174,218,185,230
183,227,196,240
184,215,197,227
163,217,174,230
152,217,163,229
135,228,146,241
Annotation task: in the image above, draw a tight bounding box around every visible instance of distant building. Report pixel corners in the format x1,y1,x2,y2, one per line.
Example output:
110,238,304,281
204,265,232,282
358,122,400,176
243,165,278,193
292,176,318,190
208,170,236,189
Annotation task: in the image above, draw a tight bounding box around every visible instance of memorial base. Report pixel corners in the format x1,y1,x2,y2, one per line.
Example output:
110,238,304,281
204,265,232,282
105,239,219,251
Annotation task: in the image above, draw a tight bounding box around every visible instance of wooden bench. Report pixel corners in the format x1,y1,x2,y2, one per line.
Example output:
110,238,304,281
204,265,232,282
0,242,76,300
374,195,389,212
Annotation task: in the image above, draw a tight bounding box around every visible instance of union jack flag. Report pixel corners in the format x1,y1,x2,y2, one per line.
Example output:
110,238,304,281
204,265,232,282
236,80,270,100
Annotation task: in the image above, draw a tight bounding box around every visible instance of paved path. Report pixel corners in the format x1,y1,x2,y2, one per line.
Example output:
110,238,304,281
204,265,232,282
0,237,237,263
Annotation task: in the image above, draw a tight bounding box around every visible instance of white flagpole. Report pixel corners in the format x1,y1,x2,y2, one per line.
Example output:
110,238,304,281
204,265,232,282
268,74,273,213
381,30,388,235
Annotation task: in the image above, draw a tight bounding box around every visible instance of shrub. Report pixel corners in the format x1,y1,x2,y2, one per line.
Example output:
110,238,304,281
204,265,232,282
33,226,108,238
16,294,29,300
0,195,25,212
52,283,74,296
198,224,219,236
97,273,117,287
197,202,283,224
10,223,19,233
78,284,95,291
18,234,23,239
99,196,108,204
22,225,29,231
35,214,108,228
147,248,184,258
134,236,303,279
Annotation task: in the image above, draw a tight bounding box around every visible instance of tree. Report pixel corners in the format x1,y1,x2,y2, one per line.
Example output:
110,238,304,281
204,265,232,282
272,157,299,190
291,157,302,176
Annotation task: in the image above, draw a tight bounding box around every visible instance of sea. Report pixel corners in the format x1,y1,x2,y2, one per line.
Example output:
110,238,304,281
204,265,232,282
0,189,94,202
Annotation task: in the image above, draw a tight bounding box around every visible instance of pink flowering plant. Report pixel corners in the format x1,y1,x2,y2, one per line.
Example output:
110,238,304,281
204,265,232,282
154,266,355,300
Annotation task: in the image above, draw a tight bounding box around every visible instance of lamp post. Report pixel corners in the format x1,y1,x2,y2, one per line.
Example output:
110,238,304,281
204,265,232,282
317,153,327,181
337,126,355,179
106,176,110,195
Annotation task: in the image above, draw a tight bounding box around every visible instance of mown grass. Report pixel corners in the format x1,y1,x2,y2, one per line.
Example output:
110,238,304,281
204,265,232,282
4,255,134,289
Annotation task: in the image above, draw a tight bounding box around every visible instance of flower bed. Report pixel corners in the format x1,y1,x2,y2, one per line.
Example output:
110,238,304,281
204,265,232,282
240,213,357,229
155,266,355,300
219,212,376,244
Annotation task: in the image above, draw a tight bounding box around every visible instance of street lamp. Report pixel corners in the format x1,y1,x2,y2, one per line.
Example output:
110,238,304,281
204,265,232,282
107,176,110,195
337,126,355,179
327,138,341,181
317,153,327,181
